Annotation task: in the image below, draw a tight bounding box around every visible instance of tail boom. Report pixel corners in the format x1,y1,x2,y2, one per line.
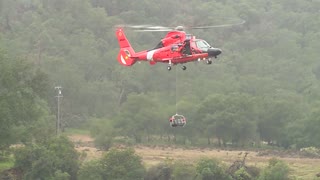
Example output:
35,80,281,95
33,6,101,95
116,28,136,66
117,49,136,66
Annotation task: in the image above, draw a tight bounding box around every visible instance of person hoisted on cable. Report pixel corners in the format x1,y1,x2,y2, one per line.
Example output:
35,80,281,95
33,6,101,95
169,114,186,127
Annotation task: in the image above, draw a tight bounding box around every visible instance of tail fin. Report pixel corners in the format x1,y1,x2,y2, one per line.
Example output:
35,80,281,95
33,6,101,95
116,28,136,66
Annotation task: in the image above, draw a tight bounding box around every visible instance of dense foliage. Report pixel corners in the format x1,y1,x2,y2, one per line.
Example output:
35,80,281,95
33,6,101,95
145,157,290,180
78,148,145,180
14,136,79,180
257,158,291,180
1,0,320,178
0,49,54,149
196,158,231,180
1,0,320,149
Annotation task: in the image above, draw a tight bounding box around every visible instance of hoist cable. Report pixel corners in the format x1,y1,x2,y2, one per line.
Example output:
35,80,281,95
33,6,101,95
175,67,178,114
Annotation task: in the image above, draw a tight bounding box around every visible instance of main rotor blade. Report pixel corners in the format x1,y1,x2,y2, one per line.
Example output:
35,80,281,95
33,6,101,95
116,18,246,32
189,19,246,29
119,24,174,32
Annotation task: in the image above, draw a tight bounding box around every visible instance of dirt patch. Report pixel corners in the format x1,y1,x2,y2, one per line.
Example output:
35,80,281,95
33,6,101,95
0,168,23,180
69,134,94,143
69,134,95,151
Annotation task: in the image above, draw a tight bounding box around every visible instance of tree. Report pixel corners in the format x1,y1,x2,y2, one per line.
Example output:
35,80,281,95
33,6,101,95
233,167,253,180
100,148,145,180
195,158,231,180
258,158,290,180
0,49,52,150
197,93,257,147
144,159,196,180
14,136,79,180
78,148,145,180
256,94,306,147
172,161,196,180
301,109,320,147
115,94,160,143
77,160,103,180
90,117,115,150
1,0,320,150
144,162,173,180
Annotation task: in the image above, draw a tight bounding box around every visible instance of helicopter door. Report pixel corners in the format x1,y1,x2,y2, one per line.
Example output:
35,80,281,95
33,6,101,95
182,40,191,55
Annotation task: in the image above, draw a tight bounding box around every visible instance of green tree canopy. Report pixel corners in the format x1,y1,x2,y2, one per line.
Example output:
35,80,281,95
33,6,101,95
14,136,79,180
0,49,53,149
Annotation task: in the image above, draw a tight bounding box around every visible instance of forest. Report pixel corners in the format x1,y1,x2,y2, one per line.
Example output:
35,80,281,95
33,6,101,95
1,0,320,179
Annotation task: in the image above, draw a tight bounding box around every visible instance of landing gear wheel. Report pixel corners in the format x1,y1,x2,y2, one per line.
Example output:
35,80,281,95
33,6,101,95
182,66,187,70
206,60,212,64
167,66,172,71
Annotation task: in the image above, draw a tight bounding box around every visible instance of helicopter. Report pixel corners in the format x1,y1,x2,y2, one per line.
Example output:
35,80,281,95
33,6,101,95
116,25,223,71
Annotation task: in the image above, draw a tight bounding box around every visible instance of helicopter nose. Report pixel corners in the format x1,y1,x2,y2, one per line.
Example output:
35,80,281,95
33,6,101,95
207,48,222,57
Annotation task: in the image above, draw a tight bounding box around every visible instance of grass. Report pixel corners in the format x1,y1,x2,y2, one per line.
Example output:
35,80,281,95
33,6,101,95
0,158,14,173
67,132,320,179
289,161,320,180
63,128,90,136
134,146,320,179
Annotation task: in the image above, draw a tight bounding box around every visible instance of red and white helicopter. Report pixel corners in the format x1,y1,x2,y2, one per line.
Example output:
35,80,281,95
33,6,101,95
116,25,225,71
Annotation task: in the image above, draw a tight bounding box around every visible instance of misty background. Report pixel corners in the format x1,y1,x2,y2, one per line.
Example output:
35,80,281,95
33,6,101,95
1,0,320,157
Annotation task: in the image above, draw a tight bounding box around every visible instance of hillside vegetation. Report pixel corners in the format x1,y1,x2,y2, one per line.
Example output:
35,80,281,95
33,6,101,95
1,0,320,179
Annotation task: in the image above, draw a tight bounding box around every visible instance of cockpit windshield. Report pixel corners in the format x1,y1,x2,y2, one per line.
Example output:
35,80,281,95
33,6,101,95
195,40,211,51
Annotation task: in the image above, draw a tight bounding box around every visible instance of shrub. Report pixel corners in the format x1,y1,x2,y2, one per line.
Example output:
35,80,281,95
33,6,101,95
52,170,71,180
90,118,115,150
14,136,79,180
196,158,232,180
258,158,291,180
94,133,113,150
77,160,103,180
234,167,252,180
145,160,196,180
144,163,173,180
172,161,196,180
245,166,260,178
100,148,145,180
78,148,145,180
300,147,320,158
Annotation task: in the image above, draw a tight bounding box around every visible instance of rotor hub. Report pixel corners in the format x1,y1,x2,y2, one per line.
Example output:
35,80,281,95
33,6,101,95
175,26,184,31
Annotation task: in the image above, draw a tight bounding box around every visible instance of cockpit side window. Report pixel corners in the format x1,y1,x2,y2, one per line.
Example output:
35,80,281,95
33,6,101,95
196,40,211,51
154,41,164,49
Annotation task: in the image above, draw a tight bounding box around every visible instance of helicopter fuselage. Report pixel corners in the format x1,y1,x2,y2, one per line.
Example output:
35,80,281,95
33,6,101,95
116,28,222,70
